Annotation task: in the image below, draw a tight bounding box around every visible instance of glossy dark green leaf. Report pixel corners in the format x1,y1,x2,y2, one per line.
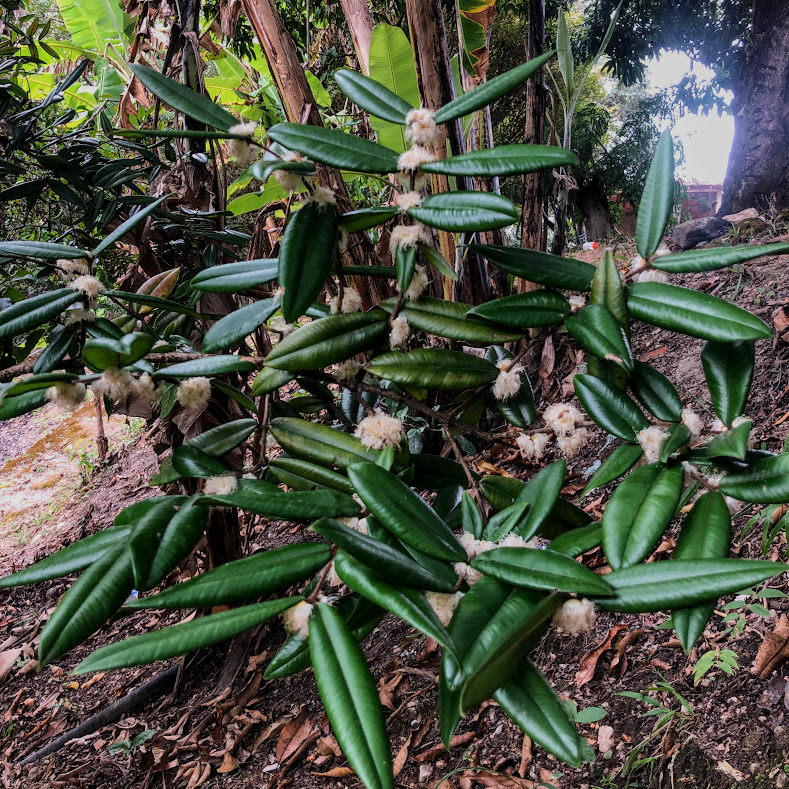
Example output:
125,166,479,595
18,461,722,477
126,543,331,609
635,129,674,259
83,332,154,371
348,462,465,561
495,659,582,767
34,325,77,374
461,491,484,540
153,355,255,378
77,598,295,673
707,420,751,460
581,444,643,497
549,522,603,558
252,366,295,395
191,259,278,293
574,374,648,440
334,69,413,123
0,241,89,260
0,372,77,403
483,503,530,542
718,454,789,503
671,491,731,651
700,340,754,426
338,207,399,233
602,464,684,569
408,192,518,232
0,389,49,420
267,310,388,370
471,245,594,291
629,360,682,422
422,144,577,177
565,304,632,370
472,548,612,595
0,289,80,340
469,290,570,328
658,423,692,463
309,602,394,789
434,51,554,123
190,419,258,456
395,243,416,292
652,241,789,273
367,348,498,391
92,195,168,256
312,518,456,592
269,122,400,173
110,291,202,319
590,249,628,328
171,445,228,478
130,64,239,130
247,156,315,184
203,298,279,352
418,242,458,281
269,457,355,495
595,559,782,613
410,453,472,491
627,283,771,342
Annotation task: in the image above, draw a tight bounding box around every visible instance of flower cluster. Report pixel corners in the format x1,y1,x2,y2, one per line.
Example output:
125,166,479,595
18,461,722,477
354,410,405,450
227,122,259,166
70,275,105,301
404,265,430,302
304,186,336,209
389,224,429,257
516,432,550,461
425,591,463,626
636,425,668,464
394,191,423,212
492,359,523,401
281,600,314,638
397,146,436,173
404,108,440,147
46,381,87,413
204,476,238,496
334,359,363,387
389,315,410,348
329,287,362,314
177,377,212,410
543,402,588,458
552,598,597,635
93,367,134,403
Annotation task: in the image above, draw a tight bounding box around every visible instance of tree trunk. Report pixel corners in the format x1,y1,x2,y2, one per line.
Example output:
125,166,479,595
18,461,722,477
340,0,374,75
577,183,613,240
720,0,789,215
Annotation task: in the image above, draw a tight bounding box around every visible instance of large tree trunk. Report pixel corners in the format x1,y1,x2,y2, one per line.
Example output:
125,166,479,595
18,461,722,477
340,0,374,75
720,0,789,214
577,182,613,241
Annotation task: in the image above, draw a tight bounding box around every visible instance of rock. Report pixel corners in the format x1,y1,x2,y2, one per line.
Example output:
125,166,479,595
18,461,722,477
722,207,760,223
672,217,730,250
597,725,615,753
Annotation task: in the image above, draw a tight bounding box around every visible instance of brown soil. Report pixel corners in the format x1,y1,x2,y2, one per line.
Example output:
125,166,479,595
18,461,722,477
2,230,789,789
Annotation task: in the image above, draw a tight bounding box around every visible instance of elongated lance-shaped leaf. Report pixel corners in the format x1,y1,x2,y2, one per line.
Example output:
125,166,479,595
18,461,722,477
0,389,52,421
591,248,628,328
469,290,571,328
574,374,648,441
671,492,731,652
707,420,751,461
408,192,519,232
310,603,394,789
701,340,755,426
636,129,674,259
126,543,331,609
434,51,554,123
582,444,643,497
421,145,578,177
718,454,789,503
34,325,77,374
594,559,783,613
191,258,278,292
203,298,280,352
602,463,684,569
565,304,633,370
77,598,296,673
83,333,154,372
367,348,498,391
0,240,89,259
92,194,168,256
153,355,256,378
496,659,582,767
334,69,413,124
653,241,789,273
189,419,258,456
268,457,355,495
0,290,80,340
556,9,573,98
472,245,594,291
549,522,603,558
130,64,239,131
629,360,682,422
0,372,78,404
348,462,465,561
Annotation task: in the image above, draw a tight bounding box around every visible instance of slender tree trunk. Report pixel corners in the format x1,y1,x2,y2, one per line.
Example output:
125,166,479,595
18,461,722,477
720,0,789,214
340,0,374,75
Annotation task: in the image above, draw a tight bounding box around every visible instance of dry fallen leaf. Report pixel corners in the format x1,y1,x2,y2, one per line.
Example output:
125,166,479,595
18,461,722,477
753,613,789,678
216,752,239,774
717,760,748,781
276,709,313,762
576,625,628,687
393,734,412,777
311,766,355,778
0,648,22,684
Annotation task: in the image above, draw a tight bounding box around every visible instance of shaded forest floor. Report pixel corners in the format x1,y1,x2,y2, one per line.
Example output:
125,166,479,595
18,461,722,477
2,224,789,789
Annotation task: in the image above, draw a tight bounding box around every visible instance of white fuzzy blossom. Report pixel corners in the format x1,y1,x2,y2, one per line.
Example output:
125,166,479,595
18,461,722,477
304,186,337,209
681,408,704,441
274,168,305,192
653,243,671,257
516,432,551,461
636,426,669,464
46,381,86,413
281,600,314,639
457,531,496,560
710,418,727,433
70,275,105,300
552,598,597,635
64,308,96,326
556,429,589,458
335,359,362,387
389,315,410,348
57,258,89,277
394,190,423,212
389,224,429,257
425,591,463,626
543,402,583,435
228,122,259,166
404,264,430,301
269,315,294,338
203,476,238,496
405,108,440,147
338,516,368,536
568,295,586,312
397,146,437,172
133,372,166,403
354,410,404,450
93,367,134,403
635,269,668,284
724,495,742,515
329,287,362,314
497,532,540,549
492,359,523,401
629,254,647,273
177,377,212,410
453,561,483,587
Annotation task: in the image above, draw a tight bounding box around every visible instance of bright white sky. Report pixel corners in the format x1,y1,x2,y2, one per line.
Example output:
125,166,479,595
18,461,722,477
646,51,734,184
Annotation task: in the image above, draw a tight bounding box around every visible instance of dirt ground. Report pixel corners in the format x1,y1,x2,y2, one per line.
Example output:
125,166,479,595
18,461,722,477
2,225,789,789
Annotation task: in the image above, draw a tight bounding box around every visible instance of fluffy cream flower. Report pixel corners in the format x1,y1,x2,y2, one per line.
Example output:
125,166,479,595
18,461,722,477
304,186,337,209
281,600,314,639
325,563,343,587
64,308,96,326
335,359,362,387
46,381,86,413
389,315,410,348
635,269,668,284
177,377,212,410
269,315,294,338
453,561,483,587
57,258,89,277
568,295,586,312
274,169,304,192
329,287,362,314
70,275,105,300
497,532,539,549
493,359,523,401
354,410,404,450
389,223,429,257
516,432,550,461
228,122,259,166
543,402,583,435
203,476,238,496
93,367,134,402
552,598,596,635
405,108,440,147
653,243,671,257
636,426,668,464
457,531,496,560
404,264,430,302
681,408,703,441
556,428,589,458
133,372,166,403
425,591,463,626
629,254,647,273
394,190,423,212
710,418,726,433
398,146,437,172
338,516,369,536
